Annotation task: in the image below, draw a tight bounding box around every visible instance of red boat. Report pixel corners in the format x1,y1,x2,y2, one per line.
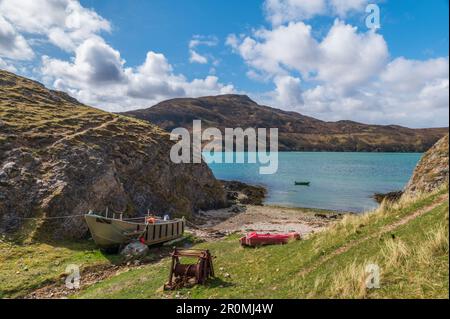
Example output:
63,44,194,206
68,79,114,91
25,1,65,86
239,232,301,247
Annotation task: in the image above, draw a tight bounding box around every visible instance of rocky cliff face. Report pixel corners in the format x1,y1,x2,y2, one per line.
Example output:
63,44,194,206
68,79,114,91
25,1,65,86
123,94,448,152
403,134,449,197
0,70,226,240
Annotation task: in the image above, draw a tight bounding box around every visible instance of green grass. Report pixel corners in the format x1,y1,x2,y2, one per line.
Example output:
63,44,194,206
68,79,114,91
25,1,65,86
0,240,120,298
73,187,448,299
1,187,447,299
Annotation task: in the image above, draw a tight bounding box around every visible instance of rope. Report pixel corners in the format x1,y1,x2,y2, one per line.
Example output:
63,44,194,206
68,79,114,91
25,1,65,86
15,214,85,220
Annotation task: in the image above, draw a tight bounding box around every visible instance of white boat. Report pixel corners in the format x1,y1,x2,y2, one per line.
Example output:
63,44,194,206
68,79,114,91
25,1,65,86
84,211,185,249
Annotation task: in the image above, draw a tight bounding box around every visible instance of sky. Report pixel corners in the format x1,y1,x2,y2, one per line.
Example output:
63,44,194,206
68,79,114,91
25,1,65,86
0,0,448,128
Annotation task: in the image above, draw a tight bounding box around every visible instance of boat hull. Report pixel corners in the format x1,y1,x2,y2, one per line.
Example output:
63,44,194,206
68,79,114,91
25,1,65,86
240,232,300,247
84,214,185,249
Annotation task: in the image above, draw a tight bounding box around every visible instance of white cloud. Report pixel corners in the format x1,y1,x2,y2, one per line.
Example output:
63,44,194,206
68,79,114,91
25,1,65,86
189,50,208,64
0,0,110,52
264,0,370,25
284,57,450,127
317,20,388,91
188,35,218,64
0,15,34,60
330,0,368,17
41,38,234,111
273,75,303,107
0,1,233,111
189,35,218,49
0,57,17,72
228,22,319,76
379,57,449,93
264,0,327,26
228,20,388,90
229,17,448,127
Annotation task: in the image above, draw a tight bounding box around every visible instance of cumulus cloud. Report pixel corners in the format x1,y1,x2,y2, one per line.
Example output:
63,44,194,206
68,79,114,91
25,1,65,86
228,20,388,88
229,18,448,127
0,0,110,52
0,1,233,111
273,75,303,107
0,15,34,60
227,22,319,76
264,0,370,25
41,38,234,111
317,20,388,91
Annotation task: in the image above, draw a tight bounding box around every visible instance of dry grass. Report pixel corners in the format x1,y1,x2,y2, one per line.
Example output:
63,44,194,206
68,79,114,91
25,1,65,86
416,223,449,267
381,239,410,268
325,260,369,298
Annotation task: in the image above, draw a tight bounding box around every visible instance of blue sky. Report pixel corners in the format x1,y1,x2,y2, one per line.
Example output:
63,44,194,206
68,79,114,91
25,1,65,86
79,0,449,93
0,0,448,127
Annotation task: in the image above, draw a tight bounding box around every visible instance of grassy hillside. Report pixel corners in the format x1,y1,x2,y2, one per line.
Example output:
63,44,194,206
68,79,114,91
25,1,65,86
1,187,447,299
72,186,447,299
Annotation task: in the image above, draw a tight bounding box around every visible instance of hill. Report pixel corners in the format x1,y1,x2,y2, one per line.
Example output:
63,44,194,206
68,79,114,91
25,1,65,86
0,70,226,240
122,94,448,152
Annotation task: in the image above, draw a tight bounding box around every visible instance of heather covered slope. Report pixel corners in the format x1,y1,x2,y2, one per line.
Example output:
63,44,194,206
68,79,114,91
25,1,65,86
123,94,448,152
0,70,226,240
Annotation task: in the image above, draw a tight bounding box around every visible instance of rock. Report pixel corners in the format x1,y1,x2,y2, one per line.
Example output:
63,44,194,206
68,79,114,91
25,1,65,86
120,241,149,261
229,205,246,213
226,191,239,201
373,191,403,204
222,180,267,205
0,70,227,239
2,162,18,177
403,134,449,198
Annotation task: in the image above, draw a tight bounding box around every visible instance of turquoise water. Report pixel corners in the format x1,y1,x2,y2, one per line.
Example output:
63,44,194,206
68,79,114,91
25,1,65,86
206,152,422,212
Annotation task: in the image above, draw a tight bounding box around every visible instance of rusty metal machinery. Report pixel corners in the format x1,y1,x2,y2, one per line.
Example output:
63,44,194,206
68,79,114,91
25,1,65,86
164,248,214,290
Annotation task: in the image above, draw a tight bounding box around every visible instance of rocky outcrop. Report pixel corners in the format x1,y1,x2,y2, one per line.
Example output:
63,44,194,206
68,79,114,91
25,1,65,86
122,94,448,152
221,180,266,206
0,70,227,240
403,134,449,197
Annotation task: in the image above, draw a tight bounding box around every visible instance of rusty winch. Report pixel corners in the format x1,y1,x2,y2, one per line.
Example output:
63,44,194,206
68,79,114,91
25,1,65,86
164,248,214,290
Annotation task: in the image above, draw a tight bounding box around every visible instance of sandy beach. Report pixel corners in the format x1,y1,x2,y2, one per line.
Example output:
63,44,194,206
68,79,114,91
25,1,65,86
191,204,345,239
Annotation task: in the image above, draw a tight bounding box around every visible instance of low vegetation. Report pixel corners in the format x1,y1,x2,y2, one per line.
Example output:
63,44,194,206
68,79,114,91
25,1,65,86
3,186,446,299
0,239,118,298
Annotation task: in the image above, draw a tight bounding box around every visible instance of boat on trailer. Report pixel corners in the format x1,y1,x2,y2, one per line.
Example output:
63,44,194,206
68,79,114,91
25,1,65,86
84,211,185,249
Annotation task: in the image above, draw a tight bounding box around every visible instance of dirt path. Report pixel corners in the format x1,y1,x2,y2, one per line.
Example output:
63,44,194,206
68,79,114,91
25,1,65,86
298,194,449,277
49,117,119,148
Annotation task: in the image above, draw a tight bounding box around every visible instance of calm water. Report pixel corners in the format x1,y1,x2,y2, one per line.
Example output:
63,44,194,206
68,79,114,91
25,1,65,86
206,152,422,212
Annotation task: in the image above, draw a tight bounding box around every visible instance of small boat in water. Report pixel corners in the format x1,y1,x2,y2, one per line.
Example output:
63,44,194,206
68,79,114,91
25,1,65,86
84,211,185,249
294,181,310,186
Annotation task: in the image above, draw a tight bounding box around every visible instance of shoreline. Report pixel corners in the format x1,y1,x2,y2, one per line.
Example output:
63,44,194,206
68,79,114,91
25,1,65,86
192,204,344,239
